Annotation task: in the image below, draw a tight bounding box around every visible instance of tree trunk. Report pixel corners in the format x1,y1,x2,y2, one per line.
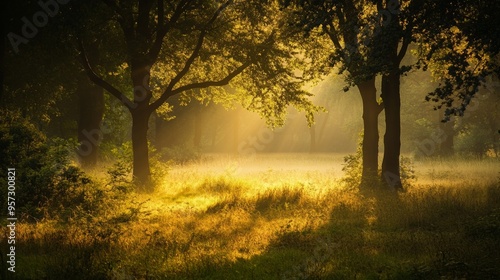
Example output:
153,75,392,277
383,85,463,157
131,109,151,189
357,78,382,184
130,64,153,189
381,70,402,189
77,74,104,167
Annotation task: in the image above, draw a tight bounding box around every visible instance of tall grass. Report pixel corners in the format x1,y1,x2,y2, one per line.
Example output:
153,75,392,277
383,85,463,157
5,154,500,279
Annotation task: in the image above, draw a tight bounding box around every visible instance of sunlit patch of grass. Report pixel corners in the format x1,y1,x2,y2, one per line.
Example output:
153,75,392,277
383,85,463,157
254,187,306,213
413,155,499,185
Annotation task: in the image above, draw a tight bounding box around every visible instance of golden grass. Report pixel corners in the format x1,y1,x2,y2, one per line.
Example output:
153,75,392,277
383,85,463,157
9,153,500,279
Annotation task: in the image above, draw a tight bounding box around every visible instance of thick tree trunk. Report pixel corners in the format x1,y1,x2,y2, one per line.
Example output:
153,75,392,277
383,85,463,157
130,64,153,189
357,78,382,184
381,70,402,189
77,74,104,167
131,109,151,188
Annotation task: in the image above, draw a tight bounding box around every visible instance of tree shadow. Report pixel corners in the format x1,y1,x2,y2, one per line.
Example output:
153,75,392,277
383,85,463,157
191,183,500,280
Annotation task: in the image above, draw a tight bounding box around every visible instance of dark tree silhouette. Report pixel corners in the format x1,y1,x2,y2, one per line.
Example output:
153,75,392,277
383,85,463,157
77,0,317,189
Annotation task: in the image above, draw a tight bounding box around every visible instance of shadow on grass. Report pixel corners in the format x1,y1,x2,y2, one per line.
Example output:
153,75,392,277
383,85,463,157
194,183,500,280
9,182,500,279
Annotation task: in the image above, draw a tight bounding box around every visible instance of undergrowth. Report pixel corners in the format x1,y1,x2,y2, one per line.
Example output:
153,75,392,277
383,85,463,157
341,137,417,190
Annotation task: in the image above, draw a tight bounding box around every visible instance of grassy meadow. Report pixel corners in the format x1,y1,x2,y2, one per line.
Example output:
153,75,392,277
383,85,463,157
4,153,500,279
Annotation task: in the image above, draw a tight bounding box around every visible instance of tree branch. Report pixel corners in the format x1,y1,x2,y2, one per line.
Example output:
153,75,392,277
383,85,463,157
157,0,164,31
397,3,416,64
78,39,134,110
397,34,410,63
376,0,383,13
148,0,189,63
137,0,154,40
150,0,233,110
101,0,136,54
323,22,342,50
150,61,251,111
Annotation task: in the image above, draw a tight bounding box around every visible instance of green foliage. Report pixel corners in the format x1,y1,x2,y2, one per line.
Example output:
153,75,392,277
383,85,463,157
341,137,416,189
0,110,94,219
107,159,134,194
400,156,417,186
106,141,170,191
466,208,500,239
341,141,363,188
19,186,148,279
456,125,494,157
416,1,500,120
0,110,48,169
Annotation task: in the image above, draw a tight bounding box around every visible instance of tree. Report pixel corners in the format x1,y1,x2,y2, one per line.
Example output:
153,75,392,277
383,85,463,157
416,0,500,120
285,0,500,189
78,0,317,189
376,0,500,187
284,0,388,184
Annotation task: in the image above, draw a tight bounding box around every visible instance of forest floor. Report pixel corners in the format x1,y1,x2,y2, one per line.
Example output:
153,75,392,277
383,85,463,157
8,154,500,279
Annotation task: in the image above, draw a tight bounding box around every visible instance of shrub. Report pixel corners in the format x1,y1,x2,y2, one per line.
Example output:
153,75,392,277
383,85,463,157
341,142,363,188
456,126,493,158
107,141,170,192
341,136,416,189
0,110,99,220
107,142,134,193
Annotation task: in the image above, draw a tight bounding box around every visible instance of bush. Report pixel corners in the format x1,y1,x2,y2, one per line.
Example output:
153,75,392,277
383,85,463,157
0,110,98,220
107,141,170,192
107,141,134,192
341,142,363,188
456,126,493,158
341,136,416,189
